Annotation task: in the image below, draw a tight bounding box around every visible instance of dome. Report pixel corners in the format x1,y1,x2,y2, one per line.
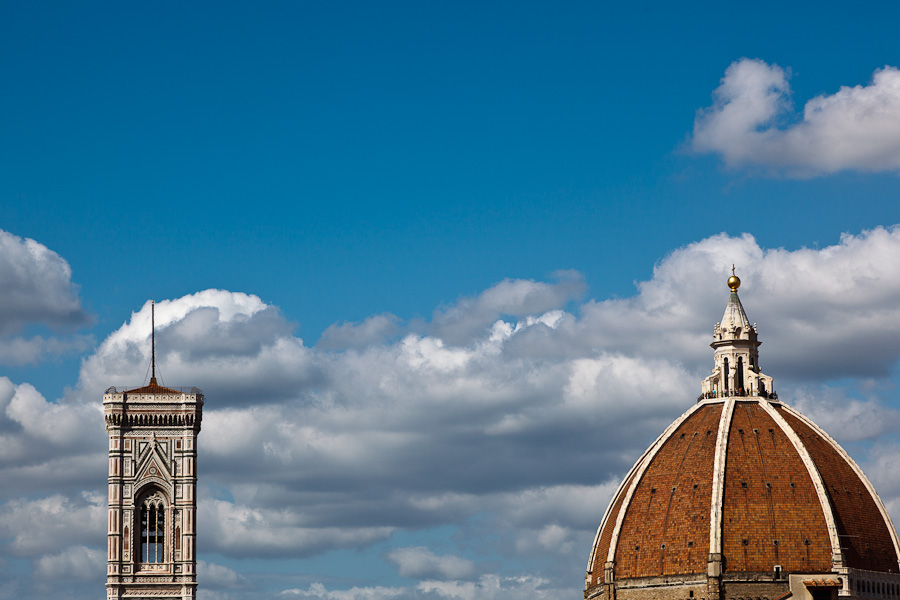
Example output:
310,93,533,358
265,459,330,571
585,275,900,600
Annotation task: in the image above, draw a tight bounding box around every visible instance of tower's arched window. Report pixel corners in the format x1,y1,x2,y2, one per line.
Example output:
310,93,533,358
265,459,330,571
139,491,166,563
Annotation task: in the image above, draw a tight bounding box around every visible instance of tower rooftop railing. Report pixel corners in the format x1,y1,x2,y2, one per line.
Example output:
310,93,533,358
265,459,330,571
698,389,778,401
104,386,204,395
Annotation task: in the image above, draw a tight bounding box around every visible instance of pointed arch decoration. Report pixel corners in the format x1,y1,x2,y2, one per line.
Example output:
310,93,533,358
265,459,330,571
137,489,168,564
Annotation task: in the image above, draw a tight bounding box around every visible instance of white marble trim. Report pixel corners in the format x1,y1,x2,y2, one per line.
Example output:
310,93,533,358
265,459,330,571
707,396,736,555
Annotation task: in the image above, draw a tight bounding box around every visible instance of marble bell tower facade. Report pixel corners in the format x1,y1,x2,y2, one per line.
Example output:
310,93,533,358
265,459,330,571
103,302,204,599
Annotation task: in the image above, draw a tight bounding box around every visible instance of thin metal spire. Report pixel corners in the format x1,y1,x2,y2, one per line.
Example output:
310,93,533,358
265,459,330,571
150,300,157,385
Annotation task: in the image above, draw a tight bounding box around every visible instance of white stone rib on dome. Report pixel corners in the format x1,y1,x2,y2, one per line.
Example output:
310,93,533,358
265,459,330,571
707,397,735,557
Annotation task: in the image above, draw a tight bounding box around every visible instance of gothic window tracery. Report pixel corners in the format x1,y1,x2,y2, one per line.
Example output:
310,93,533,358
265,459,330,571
139,491,166,563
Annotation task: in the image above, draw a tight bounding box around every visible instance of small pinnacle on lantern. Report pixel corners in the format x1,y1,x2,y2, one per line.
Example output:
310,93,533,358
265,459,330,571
727,265,741,292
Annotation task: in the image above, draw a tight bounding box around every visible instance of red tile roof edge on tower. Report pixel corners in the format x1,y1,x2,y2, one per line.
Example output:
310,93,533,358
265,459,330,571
126,378,182,395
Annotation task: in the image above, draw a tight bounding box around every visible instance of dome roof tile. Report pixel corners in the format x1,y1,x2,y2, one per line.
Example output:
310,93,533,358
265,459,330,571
779,407,900,572
589,398,899,582
720,402,831,573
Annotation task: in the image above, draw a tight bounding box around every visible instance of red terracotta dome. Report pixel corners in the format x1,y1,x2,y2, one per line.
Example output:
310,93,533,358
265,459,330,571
585,275,900,600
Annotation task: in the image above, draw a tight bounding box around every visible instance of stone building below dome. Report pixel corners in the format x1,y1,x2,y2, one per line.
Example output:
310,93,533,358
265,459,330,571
585,273,900,600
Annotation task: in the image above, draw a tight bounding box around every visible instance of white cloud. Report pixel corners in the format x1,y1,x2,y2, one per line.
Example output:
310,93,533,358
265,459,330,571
0,230,91,370
0,229,90,335
279,575,573,600
73,291,318,406
280,582,408,599
0,378,105,495
7,228,900,599
429,270,586,345
5,382,100,448
692,59,900,176
0,334,93,366
37,227,900,557
317,313,402,350
792,388,900,442
199,499,394,558
566,227,900,382
417,574,567,600
0,493,105,557
494,482,619,532
387,546,475,580
35,545,105,580
198,560,250,590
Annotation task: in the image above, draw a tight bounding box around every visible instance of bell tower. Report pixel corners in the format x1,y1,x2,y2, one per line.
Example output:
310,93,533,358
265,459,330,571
103,302,204,599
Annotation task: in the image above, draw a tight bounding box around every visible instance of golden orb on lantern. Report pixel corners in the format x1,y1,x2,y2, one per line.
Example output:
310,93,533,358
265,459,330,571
727,264,741,291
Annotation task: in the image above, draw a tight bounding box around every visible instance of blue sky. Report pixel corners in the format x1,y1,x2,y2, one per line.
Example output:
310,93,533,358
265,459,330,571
3,2,900,599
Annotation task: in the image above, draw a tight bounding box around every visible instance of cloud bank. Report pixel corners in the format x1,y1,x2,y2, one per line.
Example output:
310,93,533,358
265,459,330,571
692,58,900,176
6,228,900,598
0,230,92,366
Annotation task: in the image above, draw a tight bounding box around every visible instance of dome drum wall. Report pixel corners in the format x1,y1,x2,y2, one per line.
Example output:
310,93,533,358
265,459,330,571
586,275,900,600
587,578,793,600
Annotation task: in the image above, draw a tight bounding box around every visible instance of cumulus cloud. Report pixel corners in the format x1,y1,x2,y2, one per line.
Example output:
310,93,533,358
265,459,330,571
865,443,900,524
35,545,105,580
74,290,319,405
281,575,566,600
417,574,563,600
430,270,586,345
792,387,900,442
0,229,90,335
0,230,92,369
0,377,105,495
8,228,900,599
493,482,619,534
0,492,105,556
198,560,251,590
565,227,900,382
0,334,93,366
5,382,99,449
317,313,403,350
692,59,900,176
281,582,407,599
387,546,475,580
200,499,394,558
